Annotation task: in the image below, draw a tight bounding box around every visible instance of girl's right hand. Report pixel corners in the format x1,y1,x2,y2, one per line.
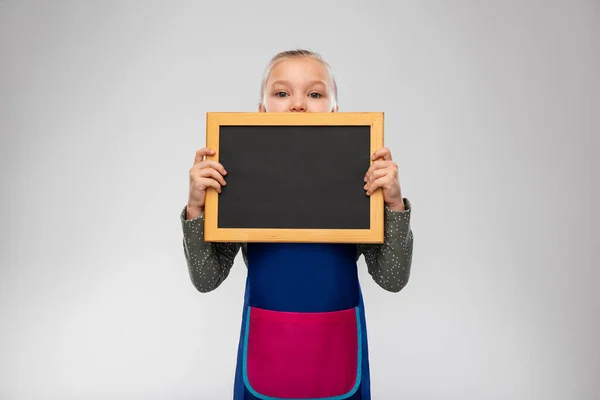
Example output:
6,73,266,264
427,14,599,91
186,147,227,219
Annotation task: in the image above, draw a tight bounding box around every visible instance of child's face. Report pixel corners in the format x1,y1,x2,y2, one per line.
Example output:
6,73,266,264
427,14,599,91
260,57,338,113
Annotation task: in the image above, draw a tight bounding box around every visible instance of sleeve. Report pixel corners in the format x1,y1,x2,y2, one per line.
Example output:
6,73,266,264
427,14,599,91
357,198,414,293
180,205,243,293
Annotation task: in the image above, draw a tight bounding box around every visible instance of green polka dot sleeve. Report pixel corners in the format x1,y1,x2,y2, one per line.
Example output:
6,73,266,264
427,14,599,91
180,206,247,293
357,198,414,293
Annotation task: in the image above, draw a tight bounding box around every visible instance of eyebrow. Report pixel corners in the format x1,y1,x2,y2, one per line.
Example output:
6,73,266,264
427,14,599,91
270,80,327,87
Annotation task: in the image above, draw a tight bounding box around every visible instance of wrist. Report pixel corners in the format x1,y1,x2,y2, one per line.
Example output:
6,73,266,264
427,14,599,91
386,198,405,212
186,204,204,220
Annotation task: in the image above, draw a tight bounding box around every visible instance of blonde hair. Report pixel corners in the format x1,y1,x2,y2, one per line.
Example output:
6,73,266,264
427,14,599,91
259,49,338,109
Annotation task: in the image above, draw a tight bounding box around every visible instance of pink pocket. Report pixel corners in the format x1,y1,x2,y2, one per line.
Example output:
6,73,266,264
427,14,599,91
243,306,361,399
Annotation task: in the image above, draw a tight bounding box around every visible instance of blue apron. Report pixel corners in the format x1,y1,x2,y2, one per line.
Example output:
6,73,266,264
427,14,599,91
232,243,371,400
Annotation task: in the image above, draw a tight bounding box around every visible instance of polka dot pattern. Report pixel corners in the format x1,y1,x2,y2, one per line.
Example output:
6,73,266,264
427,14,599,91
180,208,247,293
357,198,414,292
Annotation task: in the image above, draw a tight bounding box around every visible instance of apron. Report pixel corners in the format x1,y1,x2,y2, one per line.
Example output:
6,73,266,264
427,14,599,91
232,243,372,400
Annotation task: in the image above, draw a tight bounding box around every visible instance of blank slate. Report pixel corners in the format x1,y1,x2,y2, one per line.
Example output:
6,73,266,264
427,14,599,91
203,112,384,243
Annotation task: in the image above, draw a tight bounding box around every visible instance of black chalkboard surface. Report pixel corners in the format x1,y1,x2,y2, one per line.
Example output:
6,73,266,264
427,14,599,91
204,112,384,243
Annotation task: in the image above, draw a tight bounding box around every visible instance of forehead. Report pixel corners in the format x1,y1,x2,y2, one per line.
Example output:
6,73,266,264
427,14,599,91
267,57,331,86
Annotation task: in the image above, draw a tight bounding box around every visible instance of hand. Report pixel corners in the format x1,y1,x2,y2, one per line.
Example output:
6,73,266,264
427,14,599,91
186,147,227,218
364,147,405,211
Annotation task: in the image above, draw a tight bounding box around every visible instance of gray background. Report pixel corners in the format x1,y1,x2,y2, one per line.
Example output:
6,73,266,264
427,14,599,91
1,0,598,399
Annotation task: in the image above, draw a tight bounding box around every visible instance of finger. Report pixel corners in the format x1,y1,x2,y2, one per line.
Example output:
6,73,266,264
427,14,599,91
194,148,216,165
197,167,227,187
367,160,394,172
371,147,392,161
200,178,222,193
364,161,385,179
192,159,227,176
365,175,393,195
367,166,396,184
365,161,396,181
364,177,382,194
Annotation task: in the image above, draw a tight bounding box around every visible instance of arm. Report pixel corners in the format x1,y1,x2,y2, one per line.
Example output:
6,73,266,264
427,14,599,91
180,205,244,293
357,198,414,293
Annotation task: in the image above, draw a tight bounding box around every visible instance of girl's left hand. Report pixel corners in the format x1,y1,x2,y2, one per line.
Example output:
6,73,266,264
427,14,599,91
364,147,405,211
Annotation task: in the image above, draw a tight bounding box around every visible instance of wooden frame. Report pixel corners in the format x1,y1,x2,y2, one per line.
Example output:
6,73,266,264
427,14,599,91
204,112,384,243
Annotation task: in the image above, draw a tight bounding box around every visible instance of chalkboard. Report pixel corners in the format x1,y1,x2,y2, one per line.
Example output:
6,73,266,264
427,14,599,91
204,112,384,243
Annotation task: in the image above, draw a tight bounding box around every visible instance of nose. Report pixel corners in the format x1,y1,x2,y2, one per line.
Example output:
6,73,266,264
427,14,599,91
289,95,306,112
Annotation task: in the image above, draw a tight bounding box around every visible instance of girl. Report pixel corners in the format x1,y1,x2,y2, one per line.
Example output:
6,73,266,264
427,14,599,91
180,49,414,400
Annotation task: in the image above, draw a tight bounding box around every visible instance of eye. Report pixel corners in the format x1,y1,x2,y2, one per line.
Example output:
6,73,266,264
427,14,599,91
276,91,288,98
309,92,322,98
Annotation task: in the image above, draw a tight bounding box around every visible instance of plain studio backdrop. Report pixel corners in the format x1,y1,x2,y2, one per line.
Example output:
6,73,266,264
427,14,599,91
1,0,598,399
